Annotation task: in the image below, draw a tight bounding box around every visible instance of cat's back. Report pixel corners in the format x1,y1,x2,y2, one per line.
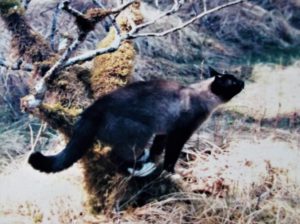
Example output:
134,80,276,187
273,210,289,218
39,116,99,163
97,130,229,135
107,79,183,104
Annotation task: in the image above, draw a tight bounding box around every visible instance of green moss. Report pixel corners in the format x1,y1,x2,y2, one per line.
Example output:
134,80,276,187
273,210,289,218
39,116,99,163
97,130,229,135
0,0,23,15
42,103,82,118
39,103,82,137
90,1,143,98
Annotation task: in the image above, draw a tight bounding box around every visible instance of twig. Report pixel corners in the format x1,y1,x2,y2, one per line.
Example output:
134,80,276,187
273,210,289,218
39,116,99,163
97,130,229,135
203,0,207,11
63,0,183,68
128,0,184,34
47,0,135,77
129,0,243,38
111,0,136,14
26,0,243,109
155,0,160,8
92,0,121,35
63,35,121,68
33,0,136,97
50,3,62,51
34,38,81,96
28,122,47,153
60,0,85,19
63,0,243,67
28,124,34,152
33,122,46,152
0,73,19,118
0,58,33,72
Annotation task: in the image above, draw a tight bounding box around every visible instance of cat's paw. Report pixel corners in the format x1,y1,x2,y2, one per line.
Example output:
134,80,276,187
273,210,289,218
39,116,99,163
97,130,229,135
170,173,182,181
127,162,156,177
168,173,185,187
137,149,150,163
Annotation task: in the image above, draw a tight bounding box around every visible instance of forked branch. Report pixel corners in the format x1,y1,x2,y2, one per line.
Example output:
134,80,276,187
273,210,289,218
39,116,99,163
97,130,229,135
128,0,243,38
33,0,136,98
10,0,243,110
64,0,243,68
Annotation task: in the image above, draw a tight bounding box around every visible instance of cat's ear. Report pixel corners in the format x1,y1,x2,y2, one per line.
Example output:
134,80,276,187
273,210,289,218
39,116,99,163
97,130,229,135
208,67,222,78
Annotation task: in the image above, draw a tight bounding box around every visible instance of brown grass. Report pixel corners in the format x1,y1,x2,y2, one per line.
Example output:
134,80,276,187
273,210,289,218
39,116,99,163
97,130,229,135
224,62,300,120
0,127,299,223
1,61,300,223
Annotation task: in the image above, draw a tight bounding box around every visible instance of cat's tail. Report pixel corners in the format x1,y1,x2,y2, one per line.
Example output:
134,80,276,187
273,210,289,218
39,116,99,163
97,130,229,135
28,117,99,173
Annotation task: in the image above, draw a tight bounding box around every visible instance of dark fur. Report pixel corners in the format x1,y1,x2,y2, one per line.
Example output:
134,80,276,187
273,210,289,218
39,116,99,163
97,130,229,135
29,70,244,174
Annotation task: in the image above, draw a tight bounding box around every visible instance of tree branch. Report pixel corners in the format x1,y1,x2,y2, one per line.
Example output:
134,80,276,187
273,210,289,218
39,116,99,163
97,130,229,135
0,58,33,72
43,0,137,81
129,0,184,34
63,35,122,68
33,38,81,98
203,0,207,12
50,3,62,51
25,0,243,110
60,0,85,19
129,0,244,38
92,0,121,35
62,0,243,68
111,0,136,14
28,0,137,105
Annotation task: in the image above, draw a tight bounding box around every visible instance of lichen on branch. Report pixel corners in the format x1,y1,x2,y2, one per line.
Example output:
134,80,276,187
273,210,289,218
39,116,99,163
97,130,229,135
91,1,143,97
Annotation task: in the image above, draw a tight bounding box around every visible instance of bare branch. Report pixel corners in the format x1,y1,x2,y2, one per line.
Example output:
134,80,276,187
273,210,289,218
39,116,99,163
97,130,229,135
46,39,81,79
50,3,62,51
25,0,243,110
29,122,46,153
33,38,81,98
62,0,243,67
63,35,122,68
0,58,33,72
60,0,85,19
129,0,244,38
111,0,136,14
0,73,20,118
129,0,184,34
31,0,137,98
92,0,121,35
43,0,137,78
203,0,207,12
59,0,183,68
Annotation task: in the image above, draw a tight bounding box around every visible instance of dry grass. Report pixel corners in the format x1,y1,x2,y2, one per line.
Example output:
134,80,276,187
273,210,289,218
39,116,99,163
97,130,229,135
0,128,27,169
123,183,300,223
120,129,300,224
1,61,300,223
0,162,94,224
0,128,299,223
224,62,300,120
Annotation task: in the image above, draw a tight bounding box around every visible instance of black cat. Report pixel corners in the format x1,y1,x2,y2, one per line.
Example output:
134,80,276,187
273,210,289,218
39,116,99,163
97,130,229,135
28,68,244,176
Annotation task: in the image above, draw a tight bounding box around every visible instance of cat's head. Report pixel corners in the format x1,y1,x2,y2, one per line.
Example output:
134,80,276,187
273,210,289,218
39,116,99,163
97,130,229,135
209,67,244,102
